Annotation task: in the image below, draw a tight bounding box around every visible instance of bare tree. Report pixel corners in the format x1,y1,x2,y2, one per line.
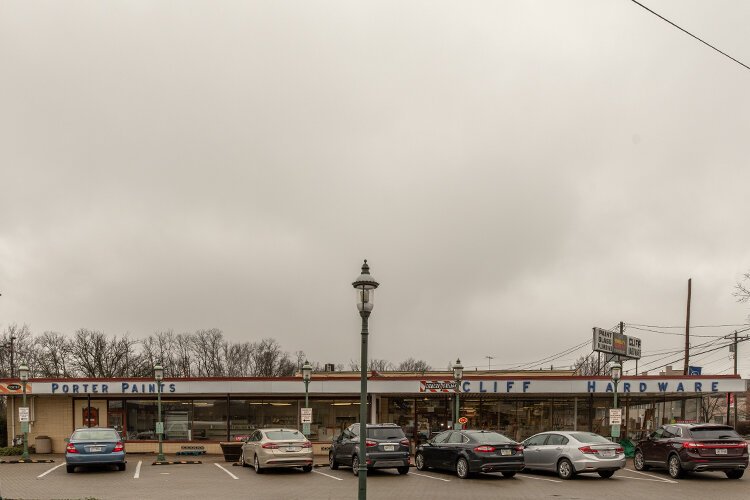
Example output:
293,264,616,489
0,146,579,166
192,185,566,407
348,358,394,372
192,329,226,376
69,329,140,377
699,395,723,423
173,332,195,377
734,272,750,303
251,338,292,376
33,331,73,377
223,341,255,377
572,354,599,376
396,358,431,372
1,323,33,377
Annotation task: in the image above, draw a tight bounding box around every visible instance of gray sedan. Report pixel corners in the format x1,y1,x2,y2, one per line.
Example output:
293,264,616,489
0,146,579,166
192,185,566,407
240,428,313,473
522,431,625,479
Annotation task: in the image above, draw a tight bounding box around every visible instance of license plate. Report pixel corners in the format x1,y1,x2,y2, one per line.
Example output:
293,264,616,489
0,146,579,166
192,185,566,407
285,446,301,452
383,445,395,451
89,446,103,453
501,449,512,456
601,450,615,458
716,449,728,455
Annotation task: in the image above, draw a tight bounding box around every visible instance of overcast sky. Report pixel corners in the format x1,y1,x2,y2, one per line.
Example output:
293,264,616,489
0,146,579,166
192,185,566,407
1,1,749,378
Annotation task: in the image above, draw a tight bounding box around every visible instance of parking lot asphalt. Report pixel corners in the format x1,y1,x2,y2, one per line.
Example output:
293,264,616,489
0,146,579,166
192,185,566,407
0,454,748,500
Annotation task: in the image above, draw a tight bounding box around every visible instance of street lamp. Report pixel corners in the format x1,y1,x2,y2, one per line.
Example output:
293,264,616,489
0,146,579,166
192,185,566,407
301,360,312,436
154,364,166,462
19,362,30,460
4,334,16,379
352,259,379,500
453,358,464,428
610,361,622,439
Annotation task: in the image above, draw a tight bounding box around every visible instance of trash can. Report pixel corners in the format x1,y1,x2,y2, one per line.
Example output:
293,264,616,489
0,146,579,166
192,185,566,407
619,438,635,458
219,442,243,462
35,435,52,454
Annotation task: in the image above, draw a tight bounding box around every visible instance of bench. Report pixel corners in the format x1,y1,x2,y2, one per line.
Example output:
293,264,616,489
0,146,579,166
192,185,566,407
176,445,206,456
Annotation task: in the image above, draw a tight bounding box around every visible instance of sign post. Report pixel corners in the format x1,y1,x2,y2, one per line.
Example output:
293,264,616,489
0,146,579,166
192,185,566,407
301,407,312,436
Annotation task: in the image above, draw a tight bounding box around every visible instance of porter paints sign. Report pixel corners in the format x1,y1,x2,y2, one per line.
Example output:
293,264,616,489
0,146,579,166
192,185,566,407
592,327,641,359
51,382,177,395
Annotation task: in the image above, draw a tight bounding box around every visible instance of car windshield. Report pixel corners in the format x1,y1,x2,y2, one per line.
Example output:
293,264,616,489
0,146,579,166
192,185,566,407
265,430,304,440
368,428,405,440
569,432,611,444
469,431,513,444
689,427,741,440
72,429,119,441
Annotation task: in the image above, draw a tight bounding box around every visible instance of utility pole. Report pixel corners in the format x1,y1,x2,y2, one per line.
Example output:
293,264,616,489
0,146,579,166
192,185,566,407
682,279,691,421
485,356,494,371
728,331,738,426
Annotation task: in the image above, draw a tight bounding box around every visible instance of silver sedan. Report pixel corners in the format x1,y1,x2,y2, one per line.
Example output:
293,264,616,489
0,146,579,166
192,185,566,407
241,428,314,473
522,431,626,479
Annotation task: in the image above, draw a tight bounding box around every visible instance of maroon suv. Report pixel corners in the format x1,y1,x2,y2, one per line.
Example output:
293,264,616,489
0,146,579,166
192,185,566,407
634,423,748,479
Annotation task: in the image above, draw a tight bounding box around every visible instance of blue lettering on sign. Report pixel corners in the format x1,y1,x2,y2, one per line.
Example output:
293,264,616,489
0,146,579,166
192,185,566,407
712,382,719,392
523,381,530,393
52,383,59,394
694,382,702,392
462,381,471,393
121,383,129,393
148,383,156,393
587,381,596,392
605,383,613,393
676,383,684,392
658,382,668,392
131,384,139,393
92,384,98,393
479,381,487,393
639,383,647,392
507,381,515,392
82,384,88,393
72,385,79,394
623,382,631,393
62,385,69,393
493,381,498,392
169,383,176,393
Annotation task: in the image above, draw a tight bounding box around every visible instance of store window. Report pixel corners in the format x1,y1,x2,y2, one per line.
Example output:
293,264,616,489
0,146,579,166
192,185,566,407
192,399,227,441
123,400,194,441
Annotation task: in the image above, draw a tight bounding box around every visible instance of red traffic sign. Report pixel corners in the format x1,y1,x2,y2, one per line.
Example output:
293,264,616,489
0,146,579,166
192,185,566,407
458,417,468,424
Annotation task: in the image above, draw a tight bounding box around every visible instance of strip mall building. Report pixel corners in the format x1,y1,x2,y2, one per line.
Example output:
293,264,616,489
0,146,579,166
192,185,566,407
2,371,746,455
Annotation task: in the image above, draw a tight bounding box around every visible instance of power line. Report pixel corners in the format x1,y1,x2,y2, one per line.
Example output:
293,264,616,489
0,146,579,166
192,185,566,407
627,323,750,329
626,325,728,338
629,0,750,72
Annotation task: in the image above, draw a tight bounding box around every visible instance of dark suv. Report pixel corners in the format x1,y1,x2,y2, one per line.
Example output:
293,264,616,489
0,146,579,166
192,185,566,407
329,423,410,475
634,423,748,479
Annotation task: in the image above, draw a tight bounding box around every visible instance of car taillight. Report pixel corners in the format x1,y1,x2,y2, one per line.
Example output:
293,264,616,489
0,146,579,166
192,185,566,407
474,445,496,453
113,442,124,452
578,446,599,454
683,442,704,450
515,445,524,452
365,440,378,448
66,443,78,454
615,447,624,454
262,442,279,449
399,438,410,447
301,441,312,448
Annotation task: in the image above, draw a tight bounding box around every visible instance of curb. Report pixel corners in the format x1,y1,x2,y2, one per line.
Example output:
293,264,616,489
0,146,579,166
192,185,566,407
0,459,56,464
152,460,202,465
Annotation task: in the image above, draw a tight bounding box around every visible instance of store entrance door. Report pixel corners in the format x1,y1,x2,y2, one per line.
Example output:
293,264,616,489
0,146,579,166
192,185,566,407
108,409,125,436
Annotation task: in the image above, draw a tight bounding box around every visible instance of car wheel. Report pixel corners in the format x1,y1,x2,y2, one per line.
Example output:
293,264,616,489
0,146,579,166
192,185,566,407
502,471,516,478
329,452,339,470
667,454,683,479
254,455,264,474
725,470,744,480
302,465,313,473
598,470,614,478
66,465,75,474
633,450,649,471
415,452,427,471
240,451,249,467
456,457,470,479
397,466,409,475
118,463,126,472
352,455,360,476
557,458,575,480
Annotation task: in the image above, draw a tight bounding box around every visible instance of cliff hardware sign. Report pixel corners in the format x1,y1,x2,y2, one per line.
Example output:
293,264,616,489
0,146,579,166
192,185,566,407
420,380,458,393
593,327,642,359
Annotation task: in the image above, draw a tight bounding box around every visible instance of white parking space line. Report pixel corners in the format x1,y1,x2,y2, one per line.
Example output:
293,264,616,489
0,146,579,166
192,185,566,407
516,474,562,483
624,468,677,484
410,472,451,482
134,460,142,479
313,470,344,481
37,463,65,478
215,463,239,479
618,475,674,483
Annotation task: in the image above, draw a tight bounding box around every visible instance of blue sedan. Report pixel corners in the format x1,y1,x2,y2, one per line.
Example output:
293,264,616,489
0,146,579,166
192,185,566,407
66,428,126,473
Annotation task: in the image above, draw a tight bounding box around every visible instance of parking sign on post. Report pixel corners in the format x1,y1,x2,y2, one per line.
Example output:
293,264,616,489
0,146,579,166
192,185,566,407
609,409,622,438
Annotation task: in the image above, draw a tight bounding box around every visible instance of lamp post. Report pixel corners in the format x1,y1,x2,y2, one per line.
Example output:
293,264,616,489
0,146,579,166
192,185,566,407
452,359,463,428
301,360,312,436
352,260,379,500
19,362,30,460
4,334,16,379
154,364,166,462
610,361,622,439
